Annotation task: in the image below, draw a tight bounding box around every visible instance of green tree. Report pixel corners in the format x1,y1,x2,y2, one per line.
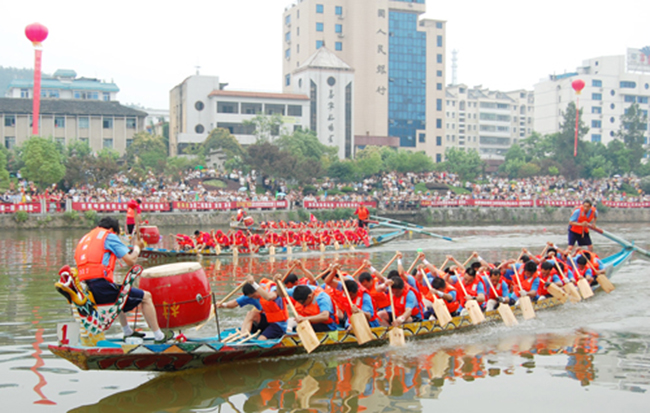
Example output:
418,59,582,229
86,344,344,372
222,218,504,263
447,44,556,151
63,140,95,187
441,148,484,181
328,160,359,182
246,141,297,179
125,132,168,174
355,146,383,177
242,114,284,142
498,144,527,178
605,139,632,175
21,137,66,188
201,127,245,160
553,102,591,178
617,103,648,173
0,147,10,189
276,129,338,162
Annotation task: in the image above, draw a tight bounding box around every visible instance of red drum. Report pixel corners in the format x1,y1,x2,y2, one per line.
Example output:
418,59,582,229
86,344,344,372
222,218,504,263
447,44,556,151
243,216,254,227
140,225,161,244
139,262,212,330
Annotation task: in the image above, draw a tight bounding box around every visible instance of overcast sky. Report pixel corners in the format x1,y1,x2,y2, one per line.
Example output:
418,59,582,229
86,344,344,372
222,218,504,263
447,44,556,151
1,0,648,109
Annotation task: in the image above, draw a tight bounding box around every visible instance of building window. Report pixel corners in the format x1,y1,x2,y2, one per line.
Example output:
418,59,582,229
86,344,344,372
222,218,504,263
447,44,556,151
103,118,113,129
436,119,442,128
592,93,602,100
436,54,443,63
592,79,602,87
285,48,291,59
591,120,601,128
316,40,324,49
293,125,302,132
78,117,89,129
316,22,324,32
265,104,285,116
55,116,65,128
436,153,442,162
217,101,239,114
103,138,113,149
286,74,291,86
316,4,323,13
436,136,442,146
285,14,290,25
288,105,302,116
126,139,133,148
639,96,649,104
335,24,342,33
335,6,342,15
610,117,615,123
103,92,110,101
195,124,205,134
126,118,136,129
335,42,342,51
592,106,602,114
591,134,601,143
624,95,635,103
436,99,442,111
195,101,204,111
20,88,29,98
436,22,443,29
47,90,60,98
241,103,262,114
437,35,443,47
437,70,442,77
418,133,426,143
4,115,15,127
285,31,291,42
5,136,16,149
620,81,636,89
437,83,442,90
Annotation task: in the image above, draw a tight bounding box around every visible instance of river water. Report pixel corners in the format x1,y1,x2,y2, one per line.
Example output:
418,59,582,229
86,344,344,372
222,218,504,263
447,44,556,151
2,224,649,412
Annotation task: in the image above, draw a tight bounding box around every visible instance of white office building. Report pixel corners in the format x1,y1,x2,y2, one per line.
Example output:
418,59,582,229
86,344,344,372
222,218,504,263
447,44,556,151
535,51,650,145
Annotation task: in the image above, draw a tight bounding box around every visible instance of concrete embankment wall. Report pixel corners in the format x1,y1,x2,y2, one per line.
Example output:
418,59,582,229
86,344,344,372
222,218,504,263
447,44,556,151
1,206,649,230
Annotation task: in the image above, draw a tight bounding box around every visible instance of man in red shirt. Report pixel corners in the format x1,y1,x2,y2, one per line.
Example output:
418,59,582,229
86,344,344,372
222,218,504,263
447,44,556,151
353,204,370,228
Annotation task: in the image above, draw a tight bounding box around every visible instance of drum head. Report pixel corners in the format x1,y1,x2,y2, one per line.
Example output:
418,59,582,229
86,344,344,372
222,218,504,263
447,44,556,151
142,262,203,278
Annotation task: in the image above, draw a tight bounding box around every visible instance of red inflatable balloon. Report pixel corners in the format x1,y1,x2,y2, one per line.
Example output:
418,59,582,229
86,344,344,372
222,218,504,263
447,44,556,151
25,22,48,45
571,79,585,95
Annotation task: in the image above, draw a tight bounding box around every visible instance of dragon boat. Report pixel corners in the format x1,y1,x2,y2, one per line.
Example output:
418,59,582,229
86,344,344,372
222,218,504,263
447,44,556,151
139,229,407,260
49,246,634,372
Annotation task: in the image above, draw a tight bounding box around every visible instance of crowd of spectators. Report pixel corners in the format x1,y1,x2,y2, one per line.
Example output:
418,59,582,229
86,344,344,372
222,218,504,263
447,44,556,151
1,168,647,211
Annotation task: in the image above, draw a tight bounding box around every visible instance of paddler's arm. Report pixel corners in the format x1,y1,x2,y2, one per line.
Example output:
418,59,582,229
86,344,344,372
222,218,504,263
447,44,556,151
323,267,339,289
297,261,318,285
122,237,144,267
217,299,239,309
246,275,277,301
447,255,463,269
297,311,330,324
522,248,540,264
396,251,404,276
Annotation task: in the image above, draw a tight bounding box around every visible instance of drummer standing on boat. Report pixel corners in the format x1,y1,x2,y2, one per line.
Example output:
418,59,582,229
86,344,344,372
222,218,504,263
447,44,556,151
353,204,370,228
75,217,173,343
567,199,598,253
125,198,142,235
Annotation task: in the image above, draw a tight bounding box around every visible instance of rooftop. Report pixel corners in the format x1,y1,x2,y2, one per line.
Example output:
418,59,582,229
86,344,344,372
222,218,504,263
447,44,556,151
209,90,309,100
0,98,147,117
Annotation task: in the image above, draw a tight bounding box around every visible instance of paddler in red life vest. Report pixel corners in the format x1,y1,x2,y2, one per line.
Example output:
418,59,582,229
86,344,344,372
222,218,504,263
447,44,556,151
323,269,381,328
513,261,541,303
125,198,141,235
377,274,422,327
537,261,563,300
194,230,216,251
217,275,288,340
172,233,195,250
74,217,173,343
567,199,598,253
274,274,338,332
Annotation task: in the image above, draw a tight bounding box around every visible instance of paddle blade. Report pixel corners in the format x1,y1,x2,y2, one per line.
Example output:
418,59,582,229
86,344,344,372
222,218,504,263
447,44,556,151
577,278,594,299
465,300,485,325
547,283,569,304
597,275,615,293
389,327,405,347
350,312,374,345
497,303,518,327
432,299,453,327
564,283,582,303
287,246,292,255
519,296,536,320
297,320,320,353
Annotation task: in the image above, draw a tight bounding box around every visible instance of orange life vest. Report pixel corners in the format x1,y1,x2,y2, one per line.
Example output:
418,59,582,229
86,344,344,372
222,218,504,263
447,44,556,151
293,288,337,325
441,283,460,314
512,272,539,296
352,285,378,322
569,206,596,235
258,279,289,323
74,227,117,282
367,278,390,309
392,285,420,318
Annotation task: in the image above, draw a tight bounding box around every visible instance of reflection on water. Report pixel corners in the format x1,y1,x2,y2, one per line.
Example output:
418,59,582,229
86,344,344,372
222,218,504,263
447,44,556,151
2,225,650,411
70,330,650,413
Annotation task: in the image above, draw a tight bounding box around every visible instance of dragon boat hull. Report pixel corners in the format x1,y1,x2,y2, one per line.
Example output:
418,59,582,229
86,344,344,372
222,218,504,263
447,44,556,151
48,247,633,372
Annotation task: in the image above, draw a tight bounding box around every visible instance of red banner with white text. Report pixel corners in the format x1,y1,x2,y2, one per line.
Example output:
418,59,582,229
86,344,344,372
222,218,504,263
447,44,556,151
303,201,377,209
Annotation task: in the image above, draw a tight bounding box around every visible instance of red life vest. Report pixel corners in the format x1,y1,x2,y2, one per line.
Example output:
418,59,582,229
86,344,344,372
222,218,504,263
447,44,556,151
74,227,117,282
258,279,289,323
441,283,460,314
570,206,596,235
455,276,479,308
293,288,338,325
392,285,421,318
367,280,390,310
536,270,552,297
484,277,506,301
201,232,215,248
512,272,539,296
352,285,378,322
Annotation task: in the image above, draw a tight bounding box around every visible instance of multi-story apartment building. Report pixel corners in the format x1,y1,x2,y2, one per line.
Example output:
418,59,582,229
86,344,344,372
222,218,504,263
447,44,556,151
445,85,534,160
0,98,147,154
535,51,650,145
281,0,447,160
5,69,119,101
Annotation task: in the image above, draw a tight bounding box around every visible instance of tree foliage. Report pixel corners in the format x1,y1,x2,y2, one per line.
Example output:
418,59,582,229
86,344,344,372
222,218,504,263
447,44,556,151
200,127,245,159
0,146,9,189
124,132,168,175
242,114,284,142
438,148,484,181
21,137,66,188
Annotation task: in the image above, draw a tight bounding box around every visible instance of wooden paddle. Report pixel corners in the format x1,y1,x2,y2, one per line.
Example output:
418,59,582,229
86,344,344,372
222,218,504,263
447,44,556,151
338,272,373,345
420,269,453,327
554,262,582,303
484,275,518,327
276,280,320,353
379,253,400,276
196,280,247,331
511,264,536,320
584,256,615,293
406,254,421,275
454,270,485,325
568,256,594,299
387,286,405,346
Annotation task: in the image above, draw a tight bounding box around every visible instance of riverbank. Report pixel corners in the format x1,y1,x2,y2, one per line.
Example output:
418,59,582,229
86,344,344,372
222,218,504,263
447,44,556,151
2,205,650,230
